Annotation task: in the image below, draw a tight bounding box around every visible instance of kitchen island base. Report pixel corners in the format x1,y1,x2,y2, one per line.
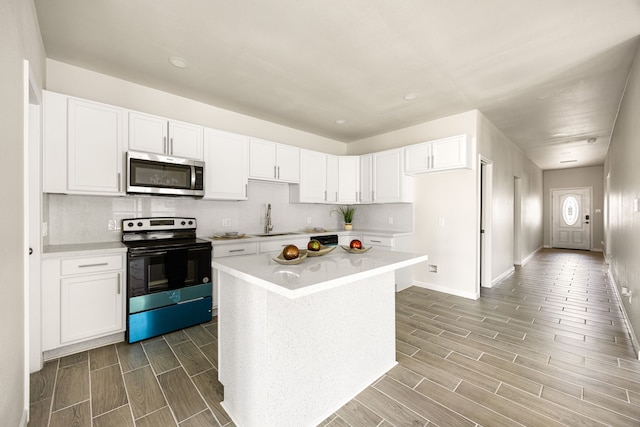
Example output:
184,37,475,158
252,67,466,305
218,269,397,427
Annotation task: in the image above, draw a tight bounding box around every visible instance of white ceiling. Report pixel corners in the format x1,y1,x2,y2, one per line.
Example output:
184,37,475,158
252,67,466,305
34,0,640,170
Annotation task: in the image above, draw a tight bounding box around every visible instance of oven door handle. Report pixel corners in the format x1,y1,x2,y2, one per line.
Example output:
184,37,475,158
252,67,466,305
129,250,168,258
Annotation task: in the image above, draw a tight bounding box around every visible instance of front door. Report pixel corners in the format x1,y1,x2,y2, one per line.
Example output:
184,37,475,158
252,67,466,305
551,188,591,250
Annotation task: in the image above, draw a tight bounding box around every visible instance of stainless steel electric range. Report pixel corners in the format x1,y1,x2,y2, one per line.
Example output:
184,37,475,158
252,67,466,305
122,217,212,343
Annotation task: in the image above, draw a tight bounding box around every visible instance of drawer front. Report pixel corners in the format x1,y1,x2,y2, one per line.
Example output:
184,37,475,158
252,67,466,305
259,238,309,254
363,235,394,248
213,242,258,258
61,254,123,276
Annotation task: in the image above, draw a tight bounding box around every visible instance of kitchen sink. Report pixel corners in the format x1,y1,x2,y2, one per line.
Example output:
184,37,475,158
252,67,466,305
251,232,302,237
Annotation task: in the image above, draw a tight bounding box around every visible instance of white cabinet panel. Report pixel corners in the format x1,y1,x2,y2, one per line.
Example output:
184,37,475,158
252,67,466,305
291,149,327,203
359,154,373,203
372,149,413,203
129,111,203,160
404,134,470,174
67,98,125,195
204,128,249,200
325,155,339,203
259,237,309,253
60,271,123,344
337,156,359,204
249,138,300,183
212,242,258,258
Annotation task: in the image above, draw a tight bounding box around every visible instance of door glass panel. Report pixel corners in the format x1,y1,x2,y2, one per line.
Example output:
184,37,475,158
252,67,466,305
562,196,579,226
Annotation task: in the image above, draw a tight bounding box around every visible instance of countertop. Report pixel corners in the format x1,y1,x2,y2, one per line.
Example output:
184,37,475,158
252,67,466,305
201,228,413,246
42,241,127,258
212,247,427,298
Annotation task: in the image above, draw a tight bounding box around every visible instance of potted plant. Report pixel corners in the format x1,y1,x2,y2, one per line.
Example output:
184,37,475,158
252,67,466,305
332,205,356,230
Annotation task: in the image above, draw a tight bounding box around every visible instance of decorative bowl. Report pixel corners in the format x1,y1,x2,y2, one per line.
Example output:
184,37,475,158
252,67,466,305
273,249,308,265
340,245,371,254
306,245,337,257
224,231,239,237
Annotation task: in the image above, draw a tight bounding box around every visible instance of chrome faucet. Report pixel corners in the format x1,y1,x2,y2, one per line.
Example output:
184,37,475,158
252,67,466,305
265,203,274,234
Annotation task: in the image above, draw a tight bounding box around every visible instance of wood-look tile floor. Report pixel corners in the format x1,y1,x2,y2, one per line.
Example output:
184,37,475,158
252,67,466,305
29,249,640,426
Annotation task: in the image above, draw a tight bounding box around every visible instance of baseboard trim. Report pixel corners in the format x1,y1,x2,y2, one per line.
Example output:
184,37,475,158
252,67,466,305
20,409,28,427
491,266,515,287
412,280,480,300
515,246,543,267
609,273,640,360
43,332,125,362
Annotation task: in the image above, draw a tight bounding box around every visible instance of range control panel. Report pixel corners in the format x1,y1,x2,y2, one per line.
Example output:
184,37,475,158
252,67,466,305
122,217,196,232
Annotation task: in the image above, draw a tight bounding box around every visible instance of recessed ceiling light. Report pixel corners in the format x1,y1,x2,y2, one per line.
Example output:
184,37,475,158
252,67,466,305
168,56,189,69
587,137,597,143
537,92,555,100
403,93,418,101
335,119,346,125
560,159,578,163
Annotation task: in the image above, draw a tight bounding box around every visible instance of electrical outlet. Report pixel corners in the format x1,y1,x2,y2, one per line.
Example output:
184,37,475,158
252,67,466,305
388,217,394,225
42,221,48,237
222,218,232,227
107,219,119,231
428,264,438,273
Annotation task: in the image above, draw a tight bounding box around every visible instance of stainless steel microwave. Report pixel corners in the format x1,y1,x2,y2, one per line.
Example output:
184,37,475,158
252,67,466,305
126,151,205,197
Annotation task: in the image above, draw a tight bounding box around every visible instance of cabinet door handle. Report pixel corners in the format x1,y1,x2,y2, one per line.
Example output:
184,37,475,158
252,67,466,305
117,274,121,295
163,136,167,153
274,165,277,178
324,190,327,201
170,137,174,155
245,184,248,197
372,190,375,201
335,191,338,201
117,172,121,192
370,239,382,243
229,249,245,253
277,166,280,179
78,262,109,268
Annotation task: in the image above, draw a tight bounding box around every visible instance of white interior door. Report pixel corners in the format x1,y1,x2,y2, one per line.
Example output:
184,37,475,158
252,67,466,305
552,188,591,250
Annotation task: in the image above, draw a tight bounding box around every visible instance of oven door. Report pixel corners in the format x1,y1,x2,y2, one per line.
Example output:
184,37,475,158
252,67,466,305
128,243,211,298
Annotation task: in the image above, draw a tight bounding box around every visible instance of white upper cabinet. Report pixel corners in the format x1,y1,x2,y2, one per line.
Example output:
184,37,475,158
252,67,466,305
404,134,470,174
43,91,125,196
359,154,373,204
291,149,328,203
325,154,339,203
337,156,360,204
128,111,203,160
249,138,300,183
372,148,413,203
204,128,249,200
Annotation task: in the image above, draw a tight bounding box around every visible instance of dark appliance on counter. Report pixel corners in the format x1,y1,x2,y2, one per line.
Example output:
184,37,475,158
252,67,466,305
310,234,339,246
127,151,205,197
122,217,212,343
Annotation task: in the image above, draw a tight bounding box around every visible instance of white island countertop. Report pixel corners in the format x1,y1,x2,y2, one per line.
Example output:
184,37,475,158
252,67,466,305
212,247,427,298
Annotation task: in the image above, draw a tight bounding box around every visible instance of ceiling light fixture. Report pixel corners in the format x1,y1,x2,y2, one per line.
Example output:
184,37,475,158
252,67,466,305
403,93,418,101
560,159,578,164
587,137,597,143
335,119,346,125
168,56,189,69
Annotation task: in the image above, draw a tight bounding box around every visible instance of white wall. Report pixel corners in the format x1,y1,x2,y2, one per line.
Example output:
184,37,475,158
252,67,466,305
477,114,544,280
0,0,45,424
348,111,480,298
45,60,346,155
605,43,640,352
543,166,604,251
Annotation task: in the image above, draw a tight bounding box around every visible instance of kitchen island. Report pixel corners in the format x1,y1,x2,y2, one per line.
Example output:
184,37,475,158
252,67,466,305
212,248,428,427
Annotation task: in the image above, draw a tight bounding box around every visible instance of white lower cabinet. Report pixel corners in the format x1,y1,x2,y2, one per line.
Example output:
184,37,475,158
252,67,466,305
212,242,259,310
42,252,126,351
258,237,310,253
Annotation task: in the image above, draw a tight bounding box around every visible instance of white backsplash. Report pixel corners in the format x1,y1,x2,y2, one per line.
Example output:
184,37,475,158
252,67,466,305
44,181,413,245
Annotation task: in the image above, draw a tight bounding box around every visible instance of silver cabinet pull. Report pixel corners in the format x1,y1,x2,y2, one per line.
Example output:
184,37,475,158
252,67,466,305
78,262,109,268
370,239,382,243
245,184,248,197
372,191,375,201
170,137,174,155
117,172,121,192
163,136,167,153
324,190,327,201
277,166,280,179
229,249,245,253
117,274,121,294
274,165,277,178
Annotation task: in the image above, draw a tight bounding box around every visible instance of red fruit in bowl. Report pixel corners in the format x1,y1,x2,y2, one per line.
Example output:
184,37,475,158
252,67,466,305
350,239,362,249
